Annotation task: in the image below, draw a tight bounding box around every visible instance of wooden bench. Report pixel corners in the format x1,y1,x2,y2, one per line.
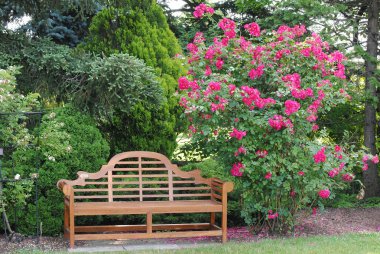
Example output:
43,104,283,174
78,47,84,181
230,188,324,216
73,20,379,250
57,151,234,248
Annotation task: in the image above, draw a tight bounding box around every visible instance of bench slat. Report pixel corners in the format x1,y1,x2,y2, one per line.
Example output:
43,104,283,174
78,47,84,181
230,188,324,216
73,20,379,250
173,193,211,197
73,200,222,215
173,187,210,191
211,181,223,187
111,168,169,172
112,175,139,178
75,195,108,199
112,181,169,185
211,192,223,200
172,180,197,184
82,182,108,185
75,223,212,233
74,189,109,192
115,161,166,165
141,194,169,198
112,174,169,178
141,174,169,178
113,188,169,191
74,230,222,240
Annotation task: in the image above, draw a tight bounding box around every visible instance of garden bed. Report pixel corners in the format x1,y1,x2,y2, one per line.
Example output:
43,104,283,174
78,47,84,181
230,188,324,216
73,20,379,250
1,207,379,253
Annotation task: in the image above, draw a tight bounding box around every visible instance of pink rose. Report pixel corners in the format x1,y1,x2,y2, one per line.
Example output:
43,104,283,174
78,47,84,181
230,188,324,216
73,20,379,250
318,189,330,199
264,172,272,179
313,147,326,163
284,100,301,115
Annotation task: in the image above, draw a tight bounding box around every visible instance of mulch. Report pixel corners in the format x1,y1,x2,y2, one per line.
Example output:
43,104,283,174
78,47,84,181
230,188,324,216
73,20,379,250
1,207,379,253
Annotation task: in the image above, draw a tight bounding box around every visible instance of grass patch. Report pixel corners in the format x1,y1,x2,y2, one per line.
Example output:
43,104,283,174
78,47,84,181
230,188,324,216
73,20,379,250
135,233,380,254
13,233,380,254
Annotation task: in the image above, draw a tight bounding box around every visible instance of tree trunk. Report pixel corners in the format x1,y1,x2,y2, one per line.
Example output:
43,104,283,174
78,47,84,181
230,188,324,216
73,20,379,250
363,0,380,198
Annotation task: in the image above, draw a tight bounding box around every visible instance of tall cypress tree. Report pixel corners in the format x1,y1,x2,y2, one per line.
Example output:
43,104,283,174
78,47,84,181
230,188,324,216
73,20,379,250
81,0,186,156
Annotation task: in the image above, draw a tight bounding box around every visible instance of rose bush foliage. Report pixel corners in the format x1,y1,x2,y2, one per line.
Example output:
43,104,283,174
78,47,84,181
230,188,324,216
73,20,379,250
178,4,376,231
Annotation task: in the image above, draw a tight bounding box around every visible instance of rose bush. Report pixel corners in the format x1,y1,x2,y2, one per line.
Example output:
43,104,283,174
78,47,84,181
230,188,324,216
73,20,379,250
178,4,376,232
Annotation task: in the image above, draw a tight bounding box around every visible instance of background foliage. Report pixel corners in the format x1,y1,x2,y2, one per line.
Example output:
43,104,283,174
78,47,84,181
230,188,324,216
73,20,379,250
80,0,186,155
8,106,110,235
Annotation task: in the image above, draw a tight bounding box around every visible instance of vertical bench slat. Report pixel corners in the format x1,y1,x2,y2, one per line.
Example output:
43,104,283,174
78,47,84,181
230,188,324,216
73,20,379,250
138,156,143,201
108,171,113,202
168,170,174,201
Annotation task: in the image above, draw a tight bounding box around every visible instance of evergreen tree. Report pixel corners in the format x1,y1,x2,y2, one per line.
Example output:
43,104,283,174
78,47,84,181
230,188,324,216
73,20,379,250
81,0,186,156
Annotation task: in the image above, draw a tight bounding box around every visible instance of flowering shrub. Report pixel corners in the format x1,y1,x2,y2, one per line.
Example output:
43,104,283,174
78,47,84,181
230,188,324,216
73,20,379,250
178,4,376,231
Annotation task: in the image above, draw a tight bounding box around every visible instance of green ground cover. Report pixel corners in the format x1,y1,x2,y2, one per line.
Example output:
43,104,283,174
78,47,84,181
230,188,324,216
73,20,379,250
136,233,380,254
14,233,380,254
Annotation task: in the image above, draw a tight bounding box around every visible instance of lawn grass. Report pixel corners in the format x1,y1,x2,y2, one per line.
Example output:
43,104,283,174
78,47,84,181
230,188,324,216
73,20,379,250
136,233,380,254
14,233,380,254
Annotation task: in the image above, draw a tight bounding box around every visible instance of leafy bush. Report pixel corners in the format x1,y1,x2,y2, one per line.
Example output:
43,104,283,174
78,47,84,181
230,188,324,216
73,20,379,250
10,106,110,236
178,4,374,232
181,158,244,226
180,158,232,180
0,67,39,236
328,194,380,208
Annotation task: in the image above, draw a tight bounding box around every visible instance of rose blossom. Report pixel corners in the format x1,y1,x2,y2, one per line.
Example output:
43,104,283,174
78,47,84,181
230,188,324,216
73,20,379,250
318,189,330,199
193,3,214,19
204,65,212,76
234,146,247,156
268,115,285,130
372,155,379,164
178,76,190,90
342,173,354,182
244,22,261,37
284,100,301,115
216,58,224,70
335,145,342,152
229,128,246,140
208,81,221,91
230,162,244,177
313,147,326,163
328,169,339,178
256,150,268,158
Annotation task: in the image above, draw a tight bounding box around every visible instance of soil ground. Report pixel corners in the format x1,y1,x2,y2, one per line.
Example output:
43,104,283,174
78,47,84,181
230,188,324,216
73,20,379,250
1,207,379,253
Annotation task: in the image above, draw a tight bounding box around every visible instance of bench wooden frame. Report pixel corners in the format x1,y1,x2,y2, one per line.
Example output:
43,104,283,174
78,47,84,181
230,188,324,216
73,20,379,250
57,151,234,248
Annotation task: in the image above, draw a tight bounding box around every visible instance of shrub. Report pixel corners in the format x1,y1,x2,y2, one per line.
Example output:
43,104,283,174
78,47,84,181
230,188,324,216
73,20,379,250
81,1,186,156
178,4,373,232
181,158,244,226
0,67,40,236
11,106,110,235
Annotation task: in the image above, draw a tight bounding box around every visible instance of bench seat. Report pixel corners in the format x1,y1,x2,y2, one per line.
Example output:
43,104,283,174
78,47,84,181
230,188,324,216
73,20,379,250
74,200,223,216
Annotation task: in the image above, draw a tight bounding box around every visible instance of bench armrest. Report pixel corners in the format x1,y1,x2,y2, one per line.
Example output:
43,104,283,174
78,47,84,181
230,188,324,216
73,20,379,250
222,181,234,193
57,180,74,197
211,178,234,204
211,178,234,193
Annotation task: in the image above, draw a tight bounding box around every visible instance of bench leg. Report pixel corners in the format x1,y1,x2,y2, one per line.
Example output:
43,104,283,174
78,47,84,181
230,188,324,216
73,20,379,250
210,212,215,228
147,212,152,234
64,204,69,239
222,210,227,243
69,208,75,248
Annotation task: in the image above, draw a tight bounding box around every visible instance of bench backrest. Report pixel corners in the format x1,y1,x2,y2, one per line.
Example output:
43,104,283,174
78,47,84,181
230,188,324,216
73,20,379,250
71,151,217,202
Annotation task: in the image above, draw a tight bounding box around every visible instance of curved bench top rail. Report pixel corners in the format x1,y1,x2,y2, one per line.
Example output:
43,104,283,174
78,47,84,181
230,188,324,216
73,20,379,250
58,151,213,189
